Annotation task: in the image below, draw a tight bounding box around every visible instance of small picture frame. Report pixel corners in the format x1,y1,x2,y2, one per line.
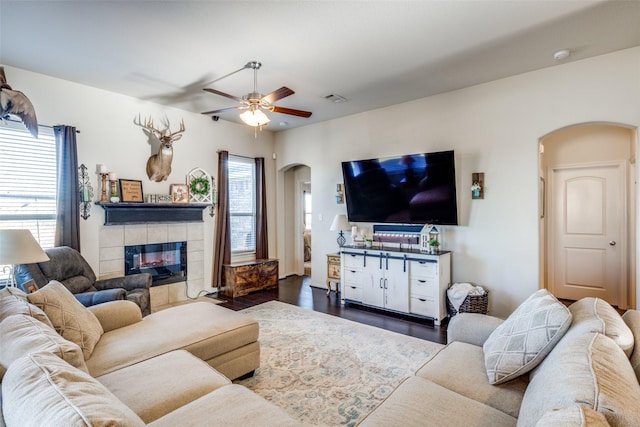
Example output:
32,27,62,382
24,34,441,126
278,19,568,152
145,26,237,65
170,184,189,204
119,179,144,203
24,279,38,294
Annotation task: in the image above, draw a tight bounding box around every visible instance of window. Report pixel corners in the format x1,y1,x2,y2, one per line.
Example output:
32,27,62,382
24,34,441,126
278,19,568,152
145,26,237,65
0,123,56,283
228,156,256,254
304,191,312,230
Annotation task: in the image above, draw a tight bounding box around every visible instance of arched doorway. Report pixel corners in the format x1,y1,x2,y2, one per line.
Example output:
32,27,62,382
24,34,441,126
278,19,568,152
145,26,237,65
539,123,637,309
279,164,311,277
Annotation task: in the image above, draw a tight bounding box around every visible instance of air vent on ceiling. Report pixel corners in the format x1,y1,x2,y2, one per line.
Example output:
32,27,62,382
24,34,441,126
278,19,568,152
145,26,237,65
324,93,348,104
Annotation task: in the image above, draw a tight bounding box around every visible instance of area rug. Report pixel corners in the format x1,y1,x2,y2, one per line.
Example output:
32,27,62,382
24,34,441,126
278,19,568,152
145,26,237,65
237,301,444,426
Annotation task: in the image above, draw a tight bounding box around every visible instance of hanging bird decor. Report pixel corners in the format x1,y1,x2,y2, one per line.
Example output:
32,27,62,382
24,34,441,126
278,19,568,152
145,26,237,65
0,66,38,138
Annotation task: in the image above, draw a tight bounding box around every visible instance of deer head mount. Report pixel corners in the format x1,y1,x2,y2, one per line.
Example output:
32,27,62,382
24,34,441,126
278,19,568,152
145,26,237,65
134,114,185,182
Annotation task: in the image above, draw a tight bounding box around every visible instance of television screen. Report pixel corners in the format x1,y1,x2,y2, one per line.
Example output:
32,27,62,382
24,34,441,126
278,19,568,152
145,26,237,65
341,150,458,225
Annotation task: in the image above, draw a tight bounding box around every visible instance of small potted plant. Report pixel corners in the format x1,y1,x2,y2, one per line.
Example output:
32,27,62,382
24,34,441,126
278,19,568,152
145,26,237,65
428,238,440,254
471,182,482,198
365,238,373,248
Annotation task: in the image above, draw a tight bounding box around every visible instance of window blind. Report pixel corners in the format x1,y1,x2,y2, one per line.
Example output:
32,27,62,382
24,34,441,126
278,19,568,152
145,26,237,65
228,156,256,254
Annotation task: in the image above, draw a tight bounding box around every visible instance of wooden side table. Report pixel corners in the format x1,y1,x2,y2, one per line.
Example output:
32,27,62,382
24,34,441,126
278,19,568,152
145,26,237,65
326,253,341,296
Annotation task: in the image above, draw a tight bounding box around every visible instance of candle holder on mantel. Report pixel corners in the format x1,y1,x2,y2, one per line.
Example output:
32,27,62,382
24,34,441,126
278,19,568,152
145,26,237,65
96,164,109,203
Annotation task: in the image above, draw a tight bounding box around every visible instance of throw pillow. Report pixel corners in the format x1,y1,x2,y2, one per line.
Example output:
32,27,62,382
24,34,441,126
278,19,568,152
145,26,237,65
2,352,145,427
622,310,640,382
0,286,28,300
0,314,88,381
483,289,572,385
0,294,53,328
27,280,104,360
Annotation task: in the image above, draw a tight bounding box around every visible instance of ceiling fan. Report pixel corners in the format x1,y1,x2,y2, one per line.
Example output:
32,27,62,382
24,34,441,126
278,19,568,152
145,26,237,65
201,61,312,127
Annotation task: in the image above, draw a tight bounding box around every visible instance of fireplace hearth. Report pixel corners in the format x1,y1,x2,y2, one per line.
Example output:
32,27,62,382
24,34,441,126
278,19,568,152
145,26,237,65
124,241,187,286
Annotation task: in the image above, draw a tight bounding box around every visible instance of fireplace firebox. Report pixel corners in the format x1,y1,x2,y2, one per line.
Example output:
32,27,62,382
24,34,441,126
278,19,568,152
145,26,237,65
124,242,187,286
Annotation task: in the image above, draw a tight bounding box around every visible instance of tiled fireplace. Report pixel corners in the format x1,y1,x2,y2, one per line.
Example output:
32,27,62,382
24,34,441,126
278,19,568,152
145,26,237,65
98,223,205,311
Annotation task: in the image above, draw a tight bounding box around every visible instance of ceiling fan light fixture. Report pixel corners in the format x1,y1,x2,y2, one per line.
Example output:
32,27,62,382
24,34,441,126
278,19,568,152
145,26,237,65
240,108,270,127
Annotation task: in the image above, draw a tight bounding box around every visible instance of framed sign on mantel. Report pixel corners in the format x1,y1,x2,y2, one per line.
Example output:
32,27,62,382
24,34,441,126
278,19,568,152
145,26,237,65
119,179,144,203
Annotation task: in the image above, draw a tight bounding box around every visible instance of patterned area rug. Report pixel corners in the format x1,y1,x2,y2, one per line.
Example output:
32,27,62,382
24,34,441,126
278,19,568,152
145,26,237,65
237,301,444,426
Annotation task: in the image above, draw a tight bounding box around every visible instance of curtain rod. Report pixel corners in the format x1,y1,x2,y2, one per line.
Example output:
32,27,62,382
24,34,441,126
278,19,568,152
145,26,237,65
217,150,255,160
3,118,81,133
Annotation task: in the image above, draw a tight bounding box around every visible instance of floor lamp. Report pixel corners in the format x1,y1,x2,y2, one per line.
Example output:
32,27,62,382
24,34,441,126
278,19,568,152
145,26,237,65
330,214,350,247
0,229,50,288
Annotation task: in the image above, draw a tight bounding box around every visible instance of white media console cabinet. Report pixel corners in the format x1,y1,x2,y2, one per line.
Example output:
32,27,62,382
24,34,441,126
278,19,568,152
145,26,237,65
340,246,451,325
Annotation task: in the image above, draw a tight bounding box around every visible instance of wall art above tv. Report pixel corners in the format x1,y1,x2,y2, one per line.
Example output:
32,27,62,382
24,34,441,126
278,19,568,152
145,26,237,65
341,150,458,225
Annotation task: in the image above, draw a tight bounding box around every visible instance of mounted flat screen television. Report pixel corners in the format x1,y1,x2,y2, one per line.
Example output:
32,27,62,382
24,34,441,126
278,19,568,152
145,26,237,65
341,150,458,225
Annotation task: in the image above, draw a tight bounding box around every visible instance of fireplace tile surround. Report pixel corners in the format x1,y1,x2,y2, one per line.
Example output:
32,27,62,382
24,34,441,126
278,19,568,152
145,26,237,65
98,222,205,311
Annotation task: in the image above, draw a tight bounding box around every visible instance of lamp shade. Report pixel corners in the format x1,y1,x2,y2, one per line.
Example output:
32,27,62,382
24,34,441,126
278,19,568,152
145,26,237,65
330,214,350,231
240,108,271,127
0,229,49,265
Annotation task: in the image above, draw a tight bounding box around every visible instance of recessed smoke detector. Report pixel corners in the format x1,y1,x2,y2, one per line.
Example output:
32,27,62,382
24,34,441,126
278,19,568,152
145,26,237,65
324,93,348,103
553,49,571,61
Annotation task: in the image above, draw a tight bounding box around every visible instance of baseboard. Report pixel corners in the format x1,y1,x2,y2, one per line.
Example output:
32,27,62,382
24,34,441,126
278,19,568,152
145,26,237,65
202,286,218,294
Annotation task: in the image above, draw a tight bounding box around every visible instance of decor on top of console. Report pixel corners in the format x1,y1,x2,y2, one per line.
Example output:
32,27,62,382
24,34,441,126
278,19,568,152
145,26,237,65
170,184,189,204
134,114,186,182
330,214,350,247
420,224,441,253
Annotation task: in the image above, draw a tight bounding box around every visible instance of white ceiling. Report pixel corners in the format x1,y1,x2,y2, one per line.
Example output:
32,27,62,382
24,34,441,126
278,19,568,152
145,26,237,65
1,1,639,131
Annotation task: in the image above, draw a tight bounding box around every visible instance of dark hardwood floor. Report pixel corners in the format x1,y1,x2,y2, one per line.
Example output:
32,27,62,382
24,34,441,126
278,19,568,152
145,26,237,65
213,275,448,345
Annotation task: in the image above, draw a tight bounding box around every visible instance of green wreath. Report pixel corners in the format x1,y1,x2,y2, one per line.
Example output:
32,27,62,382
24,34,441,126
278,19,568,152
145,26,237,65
190,177,210,196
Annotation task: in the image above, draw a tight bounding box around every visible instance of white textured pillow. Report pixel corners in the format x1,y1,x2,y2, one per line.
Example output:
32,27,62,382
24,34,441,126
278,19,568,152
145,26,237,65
27,280,104,360
0,292,53,327
2,352,145,427
483,289,572,384
0,314,88,381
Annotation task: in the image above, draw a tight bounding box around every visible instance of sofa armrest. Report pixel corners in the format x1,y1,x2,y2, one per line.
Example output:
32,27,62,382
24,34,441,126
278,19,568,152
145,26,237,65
75,288,127,307
95,273,152,292
87,300,142,332
447,313,504,346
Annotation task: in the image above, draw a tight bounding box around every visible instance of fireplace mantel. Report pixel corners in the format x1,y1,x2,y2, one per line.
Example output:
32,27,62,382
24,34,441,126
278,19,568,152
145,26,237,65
97,202,211,225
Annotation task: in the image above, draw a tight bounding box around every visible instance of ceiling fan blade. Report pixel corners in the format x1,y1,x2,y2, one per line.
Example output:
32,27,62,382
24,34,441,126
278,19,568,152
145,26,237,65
262,86,294,104
201,106,242,115
203,88,244,103
269,105,312,118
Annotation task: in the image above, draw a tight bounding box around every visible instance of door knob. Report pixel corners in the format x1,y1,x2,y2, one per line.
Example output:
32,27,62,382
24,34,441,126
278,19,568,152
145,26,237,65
609,241,616,246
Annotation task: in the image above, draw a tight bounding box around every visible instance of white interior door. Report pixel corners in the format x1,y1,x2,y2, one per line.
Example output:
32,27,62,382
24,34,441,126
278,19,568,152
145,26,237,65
549,162,626,305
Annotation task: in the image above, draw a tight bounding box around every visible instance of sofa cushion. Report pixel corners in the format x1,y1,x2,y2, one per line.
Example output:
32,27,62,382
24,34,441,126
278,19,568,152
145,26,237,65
0,314,87,381
519,332,640,427
27,280,104,360
622,310,640,382
416,341,528,418
358,376,517,427
568,298,633,357
86,302,258,377
1,352,144,427
0,286,28,300
0,294,53,328
535,405,610,427
97,350,230,423
148,384,304,427
483,289,572,385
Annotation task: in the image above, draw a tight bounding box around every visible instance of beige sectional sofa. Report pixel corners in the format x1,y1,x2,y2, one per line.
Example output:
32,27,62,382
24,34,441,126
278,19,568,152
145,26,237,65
0,282,298,426
360,292,640,426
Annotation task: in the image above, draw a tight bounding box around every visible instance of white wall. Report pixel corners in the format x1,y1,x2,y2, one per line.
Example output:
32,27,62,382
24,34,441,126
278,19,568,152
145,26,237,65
5,65,276,296
274,47,640,317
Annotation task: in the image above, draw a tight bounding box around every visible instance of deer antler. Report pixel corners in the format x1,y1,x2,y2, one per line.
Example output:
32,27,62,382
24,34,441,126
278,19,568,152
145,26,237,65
159,116,186,142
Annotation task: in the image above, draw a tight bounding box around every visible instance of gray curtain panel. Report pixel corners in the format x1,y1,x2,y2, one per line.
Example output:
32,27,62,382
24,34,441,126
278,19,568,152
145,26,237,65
212,150,231,288
255,157,268,260
53,125,80,251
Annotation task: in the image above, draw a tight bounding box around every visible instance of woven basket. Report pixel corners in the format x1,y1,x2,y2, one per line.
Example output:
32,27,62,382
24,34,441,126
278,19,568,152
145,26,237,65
447,290,489,316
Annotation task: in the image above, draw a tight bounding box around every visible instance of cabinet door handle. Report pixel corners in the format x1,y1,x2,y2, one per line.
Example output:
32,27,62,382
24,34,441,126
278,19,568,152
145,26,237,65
418,280,426,283
384,278,388,289
379,278,384,289
419,298,426,302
